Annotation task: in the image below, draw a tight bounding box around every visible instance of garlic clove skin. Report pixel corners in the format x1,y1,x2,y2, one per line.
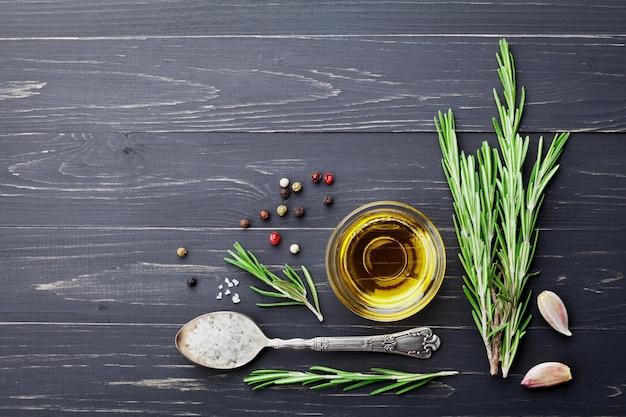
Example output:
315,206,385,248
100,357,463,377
537,290,572,336
521,362,572,388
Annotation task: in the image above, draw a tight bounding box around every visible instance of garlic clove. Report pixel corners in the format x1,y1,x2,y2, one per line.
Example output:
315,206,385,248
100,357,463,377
537,290,572,336
521,362,572,388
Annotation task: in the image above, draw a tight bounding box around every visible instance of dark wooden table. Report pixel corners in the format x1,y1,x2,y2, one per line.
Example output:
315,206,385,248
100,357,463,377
1,1,625,416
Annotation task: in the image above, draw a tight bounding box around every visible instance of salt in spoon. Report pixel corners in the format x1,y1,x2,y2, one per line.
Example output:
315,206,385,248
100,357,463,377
175,311,441,369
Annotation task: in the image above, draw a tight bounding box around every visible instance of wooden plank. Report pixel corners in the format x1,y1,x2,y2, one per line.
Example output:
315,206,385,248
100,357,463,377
0,37,624,133
1,225,623,327
1,0,624,37
0,132,623,228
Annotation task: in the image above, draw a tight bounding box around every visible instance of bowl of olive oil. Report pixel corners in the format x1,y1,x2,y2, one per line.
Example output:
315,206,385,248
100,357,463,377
325,201,445,321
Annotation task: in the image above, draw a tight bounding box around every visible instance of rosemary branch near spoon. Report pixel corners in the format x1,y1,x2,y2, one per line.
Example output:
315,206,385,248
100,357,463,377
245,366,459,395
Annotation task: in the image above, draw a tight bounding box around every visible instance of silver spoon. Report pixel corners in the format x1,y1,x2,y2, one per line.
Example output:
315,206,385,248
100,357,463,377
175,311,441,369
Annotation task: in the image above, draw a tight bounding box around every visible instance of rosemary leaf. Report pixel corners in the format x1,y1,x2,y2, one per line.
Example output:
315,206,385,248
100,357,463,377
225,242,324,322
255,301,303,308
249,286,289,299
394,378,436,395
282,264,307,291
302,266,321,313
342,380,378,392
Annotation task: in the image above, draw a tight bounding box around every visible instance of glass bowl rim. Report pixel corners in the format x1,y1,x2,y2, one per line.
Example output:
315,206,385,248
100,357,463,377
325,200,446,322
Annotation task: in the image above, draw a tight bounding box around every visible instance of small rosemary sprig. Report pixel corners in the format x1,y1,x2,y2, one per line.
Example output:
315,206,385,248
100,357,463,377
244,366,459,395
225,242,323,322
435,39,570,378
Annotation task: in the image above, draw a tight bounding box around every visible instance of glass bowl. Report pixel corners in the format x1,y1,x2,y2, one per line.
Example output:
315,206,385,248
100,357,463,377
325,201,446,322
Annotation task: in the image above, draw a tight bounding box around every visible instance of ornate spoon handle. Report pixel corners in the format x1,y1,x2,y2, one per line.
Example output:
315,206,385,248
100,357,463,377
269,327,441,359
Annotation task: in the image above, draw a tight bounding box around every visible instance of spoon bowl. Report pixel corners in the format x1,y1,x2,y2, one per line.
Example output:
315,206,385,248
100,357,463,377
176,311,442,369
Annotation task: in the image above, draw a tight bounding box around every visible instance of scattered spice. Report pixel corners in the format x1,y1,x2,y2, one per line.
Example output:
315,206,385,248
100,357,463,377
280,187,290,199
311,171,322,183
279,177,290,188
289,243,300,254
239,218,251,229
216,277,240,303
177,247,188,258
259,209,271,220
291,182,303,193
276,204,288,217
186,277,197,287
323,195,334,206
269,231,281,245
293,206,305,218
324,173,334,185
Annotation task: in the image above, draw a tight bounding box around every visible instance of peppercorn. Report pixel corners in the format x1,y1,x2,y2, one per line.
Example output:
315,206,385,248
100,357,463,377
311,171,322,183
323,195,334,206
289,243,300,254
324,173,334,185
239,218,251,229
177,247,188,258
280,187,290,199
277,204,288,216
186,277,197,287
260,209,271,220
291,182,303,193
293,206,305,218
279,177,290,188
269,231,281,245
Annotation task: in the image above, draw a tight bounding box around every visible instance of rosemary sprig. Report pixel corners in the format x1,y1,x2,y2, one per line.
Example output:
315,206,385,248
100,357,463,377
492,39,570,378
435,39,569,378
225,242,323,322
438,112,501,375
244,366,459,395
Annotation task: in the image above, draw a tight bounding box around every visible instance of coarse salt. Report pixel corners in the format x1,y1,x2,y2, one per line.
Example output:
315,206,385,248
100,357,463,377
179,312,264,368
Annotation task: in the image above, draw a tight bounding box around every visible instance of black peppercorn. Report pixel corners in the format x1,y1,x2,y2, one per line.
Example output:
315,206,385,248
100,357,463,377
240,218,251,229
311,171,322,183
280,187,290,199
323,195,334,206
260,210,270,220
294,206,305,217
186,277,197,287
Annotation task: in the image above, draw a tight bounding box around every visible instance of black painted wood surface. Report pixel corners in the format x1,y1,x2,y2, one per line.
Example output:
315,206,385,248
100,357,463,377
1,1,625,416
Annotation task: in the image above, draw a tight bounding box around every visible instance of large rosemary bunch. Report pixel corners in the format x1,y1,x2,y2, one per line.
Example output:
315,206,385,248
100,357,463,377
436,39,570,377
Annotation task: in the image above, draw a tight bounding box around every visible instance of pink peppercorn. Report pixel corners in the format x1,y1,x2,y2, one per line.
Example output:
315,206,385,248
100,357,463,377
324,173,334,185
311,172,322,183
269,231,281,245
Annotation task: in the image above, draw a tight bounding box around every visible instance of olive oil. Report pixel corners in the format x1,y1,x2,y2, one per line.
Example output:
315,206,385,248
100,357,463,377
326,202,445,321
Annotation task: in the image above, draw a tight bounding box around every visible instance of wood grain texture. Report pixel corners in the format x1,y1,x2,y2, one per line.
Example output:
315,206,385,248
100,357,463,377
0,36,623,133
0,1,624,133
1,1,625,416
